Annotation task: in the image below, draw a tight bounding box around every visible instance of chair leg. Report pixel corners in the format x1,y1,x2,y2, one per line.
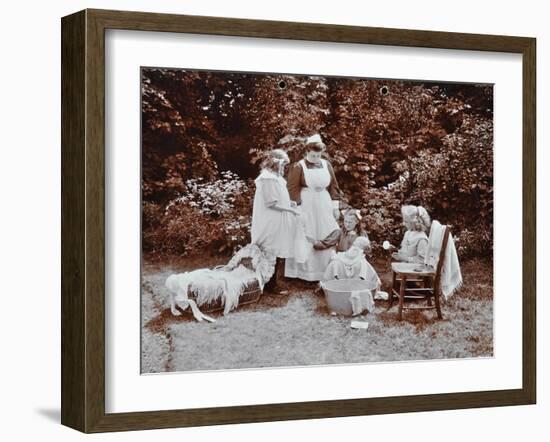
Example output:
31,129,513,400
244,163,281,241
388,272,396,310
398,277,406,320
434,287,443,319
424,276,432,306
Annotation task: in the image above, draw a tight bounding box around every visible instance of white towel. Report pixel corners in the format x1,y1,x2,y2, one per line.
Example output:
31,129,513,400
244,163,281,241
349,289,375,316
350,291,363,316
424,221,463,299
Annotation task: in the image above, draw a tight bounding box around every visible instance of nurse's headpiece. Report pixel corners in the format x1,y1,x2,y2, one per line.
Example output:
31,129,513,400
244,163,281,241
306,133,323,145
304,133,326,152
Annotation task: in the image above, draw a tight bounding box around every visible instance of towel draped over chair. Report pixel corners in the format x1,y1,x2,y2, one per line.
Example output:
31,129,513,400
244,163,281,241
424,221,463,299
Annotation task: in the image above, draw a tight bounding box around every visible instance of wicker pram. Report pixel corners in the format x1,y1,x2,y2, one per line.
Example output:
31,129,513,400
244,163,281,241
185,244,276,313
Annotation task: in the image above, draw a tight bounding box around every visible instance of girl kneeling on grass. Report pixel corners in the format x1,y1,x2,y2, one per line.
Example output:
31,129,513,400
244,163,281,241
311,208,364,253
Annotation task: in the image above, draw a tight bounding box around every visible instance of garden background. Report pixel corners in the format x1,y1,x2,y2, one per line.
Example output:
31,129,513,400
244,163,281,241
141,68,493,260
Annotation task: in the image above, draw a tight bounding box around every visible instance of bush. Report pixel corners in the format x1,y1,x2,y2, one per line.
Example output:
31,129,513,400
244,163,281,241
141,68,493,259
143,171,253,256
454,228,493,260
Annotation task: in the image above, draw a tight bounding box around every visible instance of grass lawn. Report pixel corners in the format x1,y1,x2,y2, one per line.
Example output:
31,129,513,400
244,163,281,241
141,255,493,373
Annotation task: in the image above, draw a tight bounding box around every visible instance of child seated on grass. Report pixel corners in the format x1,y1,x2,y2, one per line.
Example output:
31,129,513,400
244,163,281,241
323,236,380,289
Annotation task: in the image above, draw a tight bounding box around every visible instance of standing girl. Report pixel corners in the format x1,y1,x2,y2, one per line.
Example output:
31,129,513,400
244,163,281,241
251,149,300,290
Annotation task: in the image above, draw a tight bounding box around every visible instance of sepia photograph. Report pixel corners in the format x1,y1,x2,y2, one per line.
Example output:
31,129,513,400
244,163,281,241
140,67,494,373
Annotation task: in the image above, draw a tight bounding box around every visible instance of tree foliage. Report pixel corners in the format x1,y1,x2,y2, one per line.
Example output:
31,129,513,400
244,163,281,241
142,68,493,258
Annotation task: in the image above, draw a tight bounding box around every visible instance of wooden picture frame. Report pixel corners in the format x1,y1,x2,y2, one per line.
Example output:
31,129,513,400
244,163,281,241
61,8,536,433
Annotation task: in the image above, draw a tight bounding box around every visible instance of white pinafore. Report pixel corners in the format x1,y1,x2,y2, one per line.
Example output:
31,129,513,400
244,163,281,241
251,170,296,258
284,159,339,281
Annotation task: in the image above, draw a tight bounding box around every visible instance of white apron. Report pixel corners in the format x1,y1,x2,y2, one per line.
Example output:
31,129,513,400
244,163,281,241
285,159,339,281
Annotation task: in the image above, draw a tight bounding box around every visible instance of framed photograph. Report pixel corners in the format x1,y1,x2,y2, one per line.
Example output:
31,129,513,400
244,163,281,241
61,9,536,433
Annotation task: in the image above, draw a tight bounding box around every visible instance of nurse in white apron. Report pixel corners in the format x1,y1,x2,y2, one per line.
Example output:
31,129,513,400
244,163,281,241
285,135,343,281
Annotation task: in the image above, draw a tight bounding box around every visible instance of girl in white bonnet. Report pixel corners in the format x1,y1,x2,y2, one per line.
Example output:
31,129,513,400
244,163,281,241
392,205,431,264
323,236,380,286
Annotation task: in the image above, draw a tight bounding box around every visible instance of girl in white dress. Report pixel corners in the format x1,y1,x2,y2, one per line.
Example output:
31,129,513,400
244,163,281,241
392,205,431,264
251,149,300,291
285,135,342,281
251,149,300,257
323,236,380,288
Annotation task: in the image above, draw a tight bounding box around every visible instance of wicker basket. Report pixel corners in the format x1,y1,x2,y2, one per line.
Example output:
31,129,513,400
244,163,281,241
187,257,263,313
188,279,261,313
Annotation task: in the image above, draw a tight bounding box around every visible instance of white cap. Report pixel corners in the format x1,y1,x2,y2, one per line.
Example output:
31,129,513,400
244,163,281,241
306,133,323,144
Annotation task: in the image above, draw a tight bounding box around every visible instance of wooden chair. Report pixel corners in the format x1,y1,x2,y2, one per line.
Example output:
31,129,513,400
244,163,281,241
388,225,451,320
